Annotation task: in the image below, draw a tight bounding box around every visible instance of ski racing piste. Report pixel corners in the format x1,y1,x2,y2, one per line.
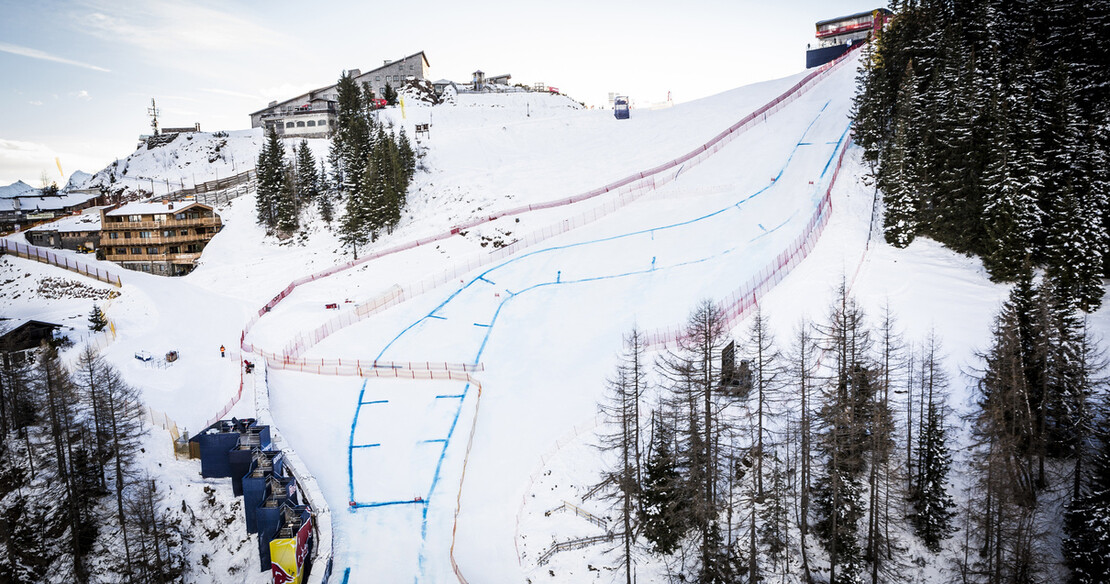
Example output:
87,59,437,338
228,41,864,584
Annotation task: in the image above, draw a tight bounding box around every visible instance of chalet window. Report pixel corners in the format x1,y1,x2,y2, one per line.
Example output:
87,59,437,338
307,120,316,127
130,247,141,255
139,231,151,239
124,232,132,239
146,247,159,254
296,121,305,127
180,230,188,236
109,232,119,239
128,215,142,222
154,214,166,222
168,246,179,254
163,230,173,237
286,122,294,128
115,247,126,255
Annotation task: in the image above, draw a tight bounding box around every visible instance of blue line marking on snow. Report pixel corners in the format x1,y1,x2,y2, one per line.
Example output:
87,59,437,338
351,443,380,449
347,378,369,507
477,275,496,285
556,270,561,283
347,101,854,577
651,257,656,270
350,499,423,509
821,123,852,179
422,438,447,444
758,223,767,232
360,399,388,405
427,315,446,320
342,567,351,584
797,142,814,146
749,214,795,243
436,394,465,399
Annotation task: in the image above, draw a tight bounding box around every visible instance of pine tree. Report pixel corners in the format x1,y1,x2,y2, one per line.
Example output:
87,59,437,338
275,167,299,237
907,334,956,552
88,304,107,332
640,412,685,555
334,72,373,255
597,329,647,584
813,284,875,583
255,126,286,232
317,158,335,224
879,61,922,247
656,300,729,578
293,140,320,205
1042,68,1107,311
1062,320,1110,583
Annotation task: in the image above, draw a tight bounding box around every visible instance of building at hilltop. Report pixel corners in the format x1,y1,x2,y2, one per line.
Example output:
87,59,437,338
805,9,892,68
99,200,222,276
249,51,430,137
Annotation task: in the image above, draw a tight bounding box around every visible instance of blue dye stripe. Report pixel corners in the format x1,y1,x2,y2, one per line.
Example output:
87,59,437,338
473,322,490,328
351,443,380,449
820,123,852,179
374,111,837,363
749,214,797,243
351,499,424,509
427,315,446,320
342,567,350,584
421,438,447,444
477,275,496,285
436,394,464,399
351,99,854,575
360,399,388,405
347,378,369,505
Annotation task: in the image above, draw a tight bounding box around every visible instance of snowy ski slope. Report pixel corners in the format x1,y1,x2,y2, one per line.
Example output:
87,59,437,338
250,50,862,583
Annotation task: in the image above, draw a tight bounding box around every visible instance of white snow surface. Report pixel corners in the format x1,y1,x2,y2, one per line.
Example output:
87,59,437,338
3,49,1107,583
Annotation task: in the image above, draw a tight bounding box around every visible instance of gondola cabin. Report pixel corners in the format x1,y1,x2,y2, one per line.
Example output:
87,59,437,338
614,96,630,120
805,8,893,68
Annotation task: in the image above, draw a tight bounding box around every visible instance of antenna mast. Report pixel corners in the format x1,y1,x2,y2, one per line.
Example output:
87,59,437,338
148,98,160,136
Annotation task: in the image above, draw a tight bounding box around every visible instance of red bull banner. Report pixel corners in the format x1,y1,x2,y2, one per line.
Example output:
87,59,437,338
270,516,312,584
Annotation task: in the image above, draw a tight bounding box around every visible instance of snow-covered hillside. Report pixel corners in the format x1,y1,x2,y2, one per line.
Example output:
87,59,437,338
4,47,1109,584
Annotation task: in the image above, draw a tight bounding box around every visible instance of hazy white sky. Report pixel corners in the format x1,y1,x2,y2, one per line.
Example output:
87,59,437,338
0,0,882,186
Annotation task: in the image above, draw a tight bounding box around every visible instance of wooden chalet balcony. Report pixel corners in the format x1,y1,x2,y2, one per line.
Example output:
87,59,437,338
107,251,202,263
104,232,216,246
101,216,221,231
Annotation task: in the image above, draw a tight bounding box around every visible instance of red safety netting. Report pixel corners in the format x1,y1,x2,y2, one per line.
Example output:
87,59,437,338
256,42,864,368
641,133,853,351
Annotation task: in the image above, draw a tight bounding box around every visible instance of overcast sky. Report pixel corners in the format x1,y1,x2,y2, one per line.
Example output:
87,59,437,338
0,0,882,187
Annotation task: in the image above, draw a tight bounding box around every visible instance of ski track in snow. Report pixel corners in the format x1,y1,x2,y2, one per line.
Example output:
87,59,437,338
260,55,861,583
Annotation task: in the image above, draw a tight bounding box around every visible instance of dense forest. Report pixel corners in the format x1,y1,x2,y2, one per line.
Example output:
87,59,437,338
596,275,1108,583
852,0,1110,311
591,1,1110,581
254,73,417,255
